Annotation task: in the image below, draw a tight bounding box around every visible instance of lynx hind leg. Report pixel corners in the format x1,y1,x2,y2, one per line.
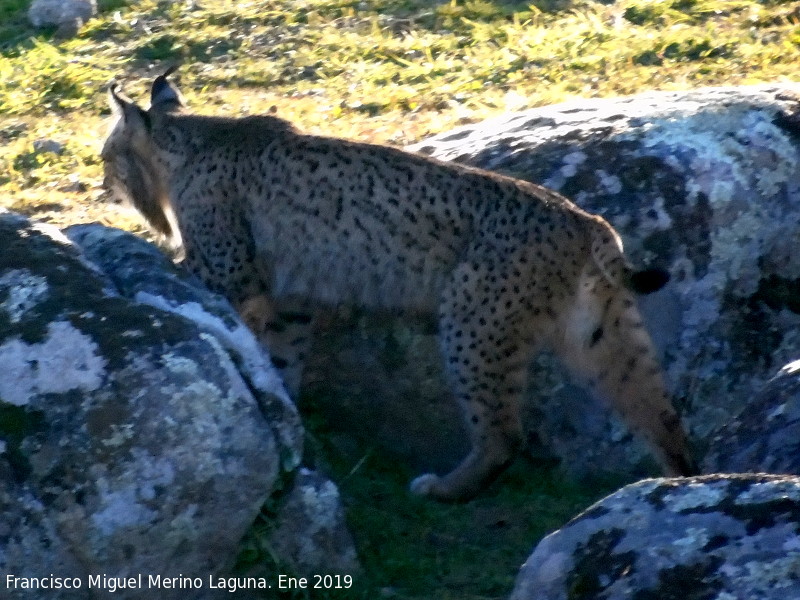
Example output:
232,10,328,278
236,295,315,399
411,259,529,501
556,273,695,477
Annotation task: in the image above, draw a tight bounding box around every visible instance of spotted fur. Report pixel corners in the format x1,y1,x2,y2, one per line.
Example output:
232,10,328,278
101,72,695,501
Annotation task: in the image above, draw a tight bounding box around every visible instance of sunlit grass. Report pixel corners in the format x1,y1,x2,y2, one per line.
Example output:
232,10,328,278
3,0,800,229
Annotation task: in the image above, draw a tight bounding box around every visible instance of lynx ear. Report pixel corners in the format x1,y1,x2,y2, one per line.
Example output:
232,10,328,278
108,83,150,130
109,83,132,115
150,65,185,111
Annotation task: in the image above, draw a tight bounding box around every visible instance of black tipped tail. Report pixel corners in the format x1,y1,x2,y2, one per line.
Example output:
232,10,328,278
629,268,670,295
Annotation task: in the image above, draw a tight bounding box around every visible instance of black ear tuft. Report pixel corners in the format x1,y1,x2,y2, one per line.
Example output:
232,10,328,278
108,82,150,127
629,268,670,295
108,81,130,113
150,65,184,110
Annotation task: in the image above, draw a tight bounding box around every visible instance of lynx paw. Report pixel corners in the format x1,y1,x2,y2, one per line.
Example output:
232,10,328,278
409,473,441,497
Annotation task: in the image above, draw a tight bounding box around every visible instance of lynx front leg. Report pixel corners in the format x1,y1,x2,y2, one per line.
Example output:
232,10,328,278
410,260,530,502
556,274,695,476
177,206,315,398
236,295,315,398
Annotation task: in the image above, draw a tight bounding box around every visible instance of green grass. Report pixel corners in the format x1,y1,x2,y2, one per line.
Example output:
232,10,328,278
3,0,800,597
235,405,625,599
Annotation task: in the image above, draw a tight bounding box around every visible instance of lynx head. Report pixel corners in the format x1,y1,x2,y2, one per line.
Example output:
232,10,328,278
100,67,185,239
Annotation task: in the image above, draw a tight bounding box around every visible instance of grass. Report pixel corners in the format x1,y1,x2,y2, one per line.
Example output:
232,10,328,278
2,0,800,597
235,407,626,599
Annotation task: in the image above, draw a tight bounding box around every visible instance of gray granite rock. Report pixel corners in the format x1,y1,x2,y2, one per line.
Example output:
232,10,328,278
0,212,306,598
64,223,304,472
64,222,360,577
510,474,800,600
28,0,96,33
266,468,360,576
32,139,65,155
704,359,800,475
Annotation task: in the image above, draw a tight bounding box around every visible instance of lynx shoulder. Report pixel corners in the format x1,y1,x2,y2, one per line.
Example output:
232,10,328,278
101,71,694,501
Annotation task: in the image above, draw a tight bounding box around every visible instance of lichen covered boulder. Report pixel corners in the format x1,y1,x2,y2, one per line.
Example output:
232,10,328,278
306,85,800,478
265,468,360,576
510,474,800,600
0,212,303,597
64,223,303,471
704,359,800,475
